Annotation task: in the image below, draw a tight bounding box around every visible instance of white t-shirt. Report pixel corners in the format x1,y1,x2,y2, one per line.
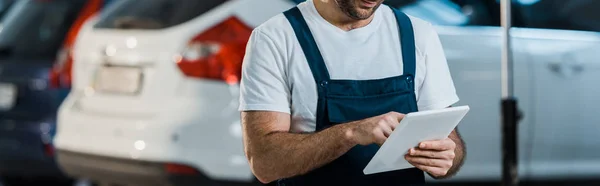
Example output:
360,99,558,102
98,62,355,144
238,0,459,133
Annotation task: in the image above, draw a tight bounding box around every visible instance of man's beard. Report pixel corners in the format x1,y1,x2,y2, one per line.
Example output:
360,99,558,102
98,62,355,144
336,0,381,20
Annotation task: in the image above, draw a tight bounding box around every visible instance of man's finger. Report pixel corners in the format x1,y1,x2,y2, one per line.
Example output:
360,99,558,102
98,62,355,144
419,138,456,151
408,148,455,160
378,120,393,137
375,137,386,146
383,115,399,131
373,128,387,146
405,155,453,168
388,112,405,122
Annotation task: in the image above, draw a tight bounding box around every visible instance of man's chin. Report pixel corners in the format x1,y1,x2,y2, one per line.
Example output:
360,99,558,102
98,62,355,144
352,10,375,20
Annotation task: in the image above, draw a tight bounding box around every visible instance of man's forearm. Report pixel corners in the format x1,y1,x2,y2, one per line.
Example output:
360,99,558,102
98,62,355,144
248,124,356,183
448,133,465,176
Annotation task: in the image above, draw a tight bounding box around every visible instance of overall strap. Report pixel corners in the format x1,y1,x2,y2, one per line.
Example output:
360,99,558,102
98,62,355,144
284,7,331,85
390,8,417,78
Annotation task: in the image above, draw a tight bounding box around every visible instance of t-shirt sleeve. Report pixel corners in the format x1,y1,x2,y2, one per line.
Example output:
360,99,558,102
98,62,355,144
238,29,291,114
417,24,460,111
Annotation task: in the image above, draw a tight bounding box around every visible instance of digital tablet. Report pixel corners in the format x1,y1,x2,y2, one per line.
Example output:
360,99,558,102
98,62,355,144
363,105,470,175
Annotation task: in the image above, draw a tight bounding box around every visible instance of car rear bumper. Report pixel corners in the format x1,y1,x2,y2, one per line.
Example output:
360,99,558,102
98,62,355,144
56,150,257,186
55,86,255,182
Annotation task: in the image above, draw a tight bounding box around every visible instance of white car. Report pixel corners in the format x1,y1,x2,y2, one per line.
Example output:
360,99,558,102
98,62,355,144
54,0,296,185
54,0,600,185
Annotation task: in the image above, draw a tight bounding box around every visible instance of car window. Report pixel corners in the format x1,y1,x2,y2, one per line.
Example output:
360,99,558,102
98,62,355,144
0,0,85,59
94,0,228,29
386,0,501,26
390,0,600,32
516,0,600,32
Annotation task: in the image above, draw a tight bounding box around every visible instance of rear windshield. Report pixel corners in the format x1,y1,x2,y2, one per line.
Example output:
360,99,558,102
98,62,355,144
94,0,228,29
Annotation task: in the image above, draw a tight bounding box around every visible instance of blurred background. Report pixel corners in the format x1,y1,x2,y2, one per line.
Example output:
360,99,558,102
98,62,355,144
0,0,599,185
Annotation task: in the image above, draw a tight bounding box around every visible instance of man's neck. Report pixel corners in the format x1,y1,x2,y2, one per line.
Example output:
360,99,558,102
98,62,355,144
313,0,375,31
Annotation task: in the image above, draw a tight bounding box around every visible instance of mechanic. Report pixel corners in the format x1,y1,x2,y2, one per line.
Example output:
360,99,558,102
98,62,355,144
239,0,466,185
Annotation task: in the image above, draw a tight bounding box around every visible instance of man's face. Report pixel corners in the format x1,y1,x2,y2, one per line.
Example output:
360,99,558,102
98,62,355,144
336,0,384,20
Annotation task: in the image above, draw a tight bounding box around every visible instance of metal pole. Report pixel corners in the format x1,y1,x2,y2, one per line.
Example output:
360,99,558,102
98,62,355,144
500,0,520,186
501,0,513,98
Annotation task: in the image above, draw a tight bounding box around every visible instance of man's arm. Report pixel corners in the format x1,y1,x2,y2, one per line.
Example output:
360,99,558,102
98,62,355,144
241,111,355,183
242,111,406,183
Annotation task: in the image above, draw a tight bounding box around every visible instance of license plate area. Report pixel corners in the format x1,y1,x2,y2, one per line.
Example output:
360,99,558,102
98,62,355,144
0,83,17,111
94,66,143,95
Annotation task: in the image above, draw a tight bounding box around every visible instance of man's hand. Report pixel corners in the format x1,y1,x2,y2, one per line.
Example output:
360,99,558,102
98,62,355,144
404,138,456,177
346,112,406,146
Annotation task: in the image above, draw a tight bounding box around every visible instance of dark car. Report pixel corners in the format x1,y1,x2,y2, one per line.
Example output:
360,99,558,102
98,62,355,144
0,0,111,185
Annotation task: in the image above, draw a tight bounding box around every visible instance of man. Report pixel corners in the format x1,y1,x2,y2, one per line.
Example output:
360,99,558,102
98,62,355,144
239,0,465,185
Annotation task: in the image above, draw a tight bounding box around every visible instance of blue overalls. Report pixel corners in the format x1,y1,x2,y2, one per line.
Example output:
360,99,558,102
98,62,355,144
273,5,425,186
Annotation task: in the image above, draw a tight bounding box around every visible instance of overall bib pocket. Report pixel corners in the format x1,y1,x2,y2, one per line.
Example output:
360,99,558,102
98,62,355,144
326,91,417,123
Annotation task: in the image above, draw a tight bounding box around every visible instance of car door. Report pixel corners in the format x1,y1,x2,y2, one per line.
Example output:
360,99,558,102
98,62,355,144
527,33,600,179
520,0,600,180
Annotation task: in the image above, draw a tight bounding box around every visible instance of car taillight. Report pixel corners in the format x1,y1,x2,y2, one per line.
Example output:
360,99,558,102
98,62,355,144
49,0,102,89
176,16,252,85
164,163,200,175
49,47,73,89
